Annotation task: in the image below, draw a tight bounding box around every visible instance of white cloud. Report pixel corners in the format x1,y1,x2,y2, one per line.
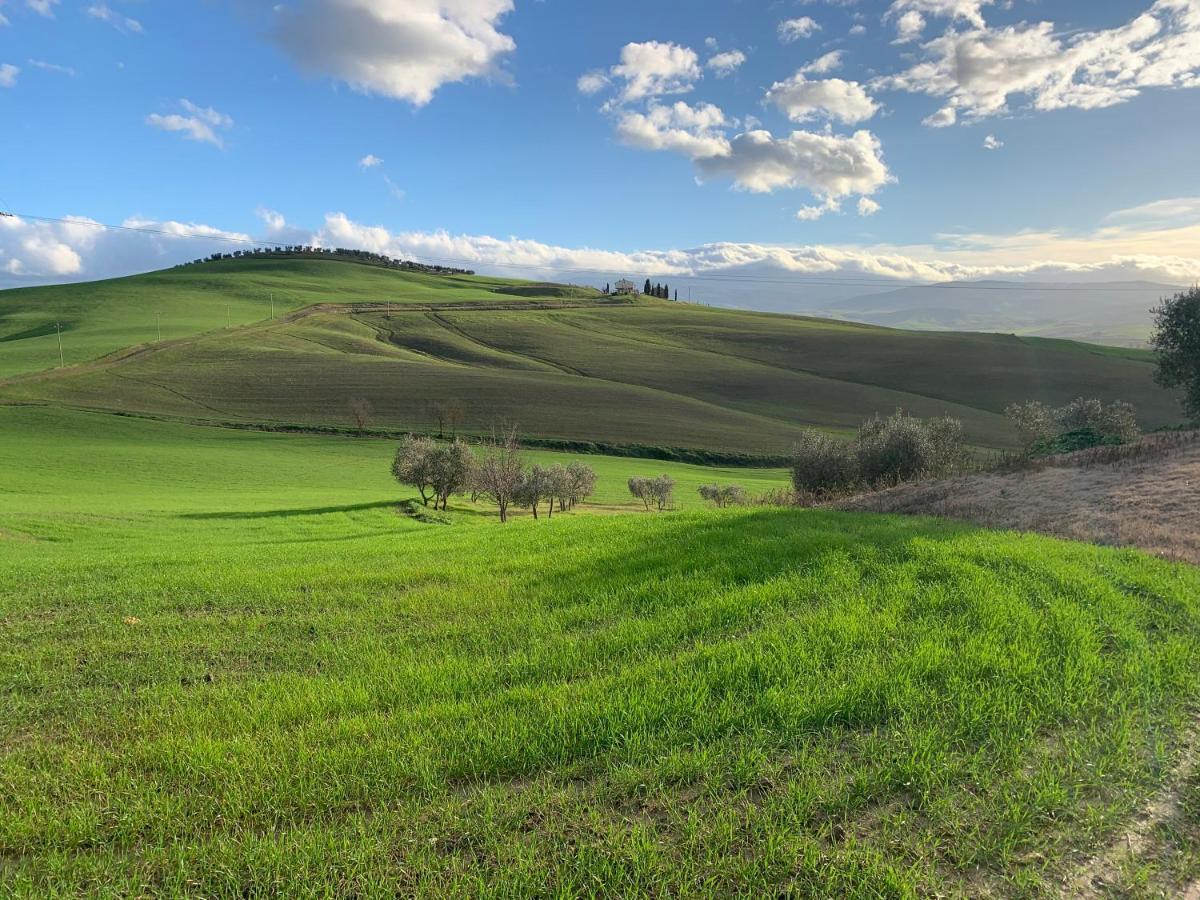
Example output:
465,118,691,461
858,196,882,216
87,3,143,33
766,74,879,124
800,51,845,75
779,17,821,42
886,0,992,30
28,59,76,76
694,129,892,204
796,198,841,221
26,0,58,17
892,10,926,43
615,101,731,160
878,0,1200,124
609,41,701,102
1104,196,1200,228
0,63,17,87
359,153,383,168
849,24,868,37
983,133,1003,149
146,100,233,148
706,49,746,78
576,70,609,95
922,106,956,127
270,0,516,106
383,175,406,201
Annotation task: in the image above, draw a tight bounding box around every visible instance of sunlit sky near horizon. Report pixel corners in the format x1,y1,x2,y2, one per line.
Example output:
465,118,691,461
2,0,1199,291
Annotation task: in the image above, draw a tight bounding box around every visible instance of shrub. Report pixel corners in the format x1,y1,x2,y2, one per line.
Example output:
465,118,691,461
790,431,858,496
1006,397,1140,455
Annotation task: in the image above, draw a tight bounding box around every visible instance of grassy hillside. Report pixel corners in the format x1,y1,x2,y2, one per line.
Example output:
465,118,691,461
2,258,1182,454
0,257,604,380
2,406,1199,896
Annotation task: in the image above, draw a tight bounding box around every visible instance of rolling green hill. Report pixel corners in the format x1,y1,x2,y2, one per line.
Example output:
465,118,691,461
2,404,1199,896
0,256,605,380
1,256,1182,455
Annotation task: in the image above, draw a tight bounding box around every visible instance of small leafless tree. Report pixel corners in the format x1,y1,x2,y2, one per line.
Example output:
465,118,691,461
565,461,598,510
629,475,675,511
348,397,374,435
473,427,526,523
628,476,653,510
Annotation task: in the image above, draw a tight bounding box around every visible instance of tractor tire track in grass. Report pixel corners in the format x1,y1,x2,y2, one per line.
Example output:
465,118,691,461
1066,719,1199,897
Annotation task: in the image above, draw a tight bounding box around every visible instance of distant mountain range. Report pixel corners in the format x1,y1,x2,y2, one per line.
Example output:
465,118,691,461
817,280,1182,347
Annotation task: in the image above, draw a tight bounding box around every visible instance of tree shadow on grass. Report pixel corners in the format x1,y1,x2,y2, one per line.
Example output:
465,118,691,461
179,500,399,520
533,508,980,602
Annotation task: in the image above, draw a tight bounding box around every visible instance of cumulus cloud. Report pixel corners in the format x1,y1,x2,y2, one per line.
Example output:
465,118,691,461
892,10,926,43
615,101,731,160
779,17,821,42
878,0,1200,124
706,49,746,78
800,51,845,75
607,41,701,102
766,74,879,124
270,0,515,106
87,3,143,33
886,0,992,30
858,197,882,216
576,70,609,95
581,37,889,216
694,129,892,202
146,100,233,148
0,63,17,87
849,24,868,37
359,153,383,168
983,133,1003,149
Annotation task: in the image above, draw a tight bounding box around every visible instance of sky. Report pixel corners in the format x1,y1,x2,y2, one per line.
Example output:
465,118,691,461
2,0,1200,297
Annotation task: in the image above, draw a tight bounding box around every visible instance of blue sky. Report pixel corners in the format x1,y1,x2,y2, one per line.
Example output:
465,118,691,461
2,0,1199,292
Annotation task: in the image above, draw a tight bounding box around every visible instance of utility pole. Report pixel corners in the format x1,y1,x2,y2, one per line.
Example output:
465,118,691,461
56,322,64,367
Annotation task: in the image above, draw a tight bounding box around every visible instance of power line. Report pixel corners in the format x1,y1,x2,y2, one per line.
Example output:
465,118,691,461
2,210,1187,293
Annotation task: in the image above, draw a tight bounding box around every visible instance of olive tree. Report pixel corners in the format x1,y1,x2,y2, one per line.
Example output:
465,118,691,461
473,431,526,523
392,435,439,506
430,440,475,511
1152,286,1200,421
698,483,746,507
565,461,598,510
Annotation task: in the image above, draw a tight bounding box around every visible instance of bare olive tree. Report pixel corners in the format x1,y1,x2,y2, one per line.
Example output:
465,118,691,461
348,397,374,435
565,461,597,510
473,429,526,523
628,475,675,511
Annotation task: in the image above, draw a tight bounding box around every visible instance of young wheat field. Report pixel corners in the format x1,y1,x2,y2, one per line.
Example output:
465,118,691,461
2,405,1199,896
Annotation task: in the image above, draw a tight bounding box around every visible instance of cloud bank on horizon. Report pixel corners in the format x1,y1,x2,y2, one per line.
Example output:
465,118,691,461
3,201,1199,296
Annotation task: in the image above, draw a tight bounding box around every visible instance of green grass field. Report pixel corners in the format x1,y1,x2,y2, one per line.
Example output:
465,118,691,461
1,257,1183,455
2,405,1200,896
0,257,603,380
